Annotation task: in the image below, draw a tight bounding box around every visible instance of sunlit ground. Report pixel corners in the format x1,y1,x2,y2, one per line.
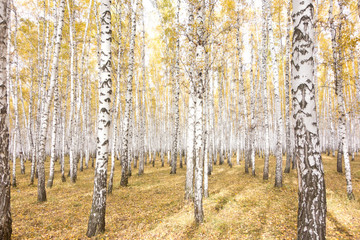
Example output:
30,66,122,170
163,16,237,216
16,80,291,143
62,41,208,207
10,153,360,239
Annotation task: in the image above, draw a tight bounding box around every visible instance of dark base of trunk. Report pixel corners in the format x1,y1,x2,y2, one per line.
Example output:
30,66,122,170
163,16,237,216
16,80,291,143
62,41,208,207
86,209,105,237
71,176,76,183
337,153,343,173
245,157,249,173
291,153,296,169
0,220,12,240
61,174,66,182
12,178,16,187
120,174,128,187
348,192,355,200
263,173,268,180
284,154,291,173
194,205,204,224
37,189,47,202
108,184,113,194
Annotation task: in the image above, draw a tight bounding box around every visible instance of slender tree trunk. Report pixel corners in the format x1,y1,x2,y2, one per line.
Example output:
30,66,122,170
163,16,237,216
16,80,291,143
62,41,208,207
249,35,256,176
0,0,12,237
329,0,354,199
268,5,283,187
86,0,112,236
261,0,270,180
47,84,60,188
47,7,61,185
109,0,122,193
61,100,66,182
292,0,326,238
185,2,195,202
218,69,224,166
203,70,209,198
10,11,21,187
193,0,206,224
121,0,138,187
138,0,145,176
67,0,77,183
284,0,292,173
37,0,66,202
78,0,92,173
170,0,180,175
29,73,36,184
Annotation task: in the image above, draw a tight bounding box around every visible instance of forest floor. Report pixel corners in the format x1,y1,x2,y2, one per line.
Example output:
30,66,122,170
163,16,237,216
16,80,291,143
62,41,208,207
11,154,360,239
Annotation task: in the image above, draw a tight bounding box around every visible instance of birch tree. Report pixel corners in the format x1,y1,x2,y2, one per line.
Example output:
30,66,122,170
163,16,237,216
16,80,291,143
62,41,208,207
86,0,112,236
284,0,292,173
138,0,145,176
37,0,65,202
268,3,283,187
261,0,270,180
329,0,354,200
170,0,180,175
121,0,138,187
249,35,256,176
193,0,205,223
109,0,122,193
67,0,78,183
47,84,59,188
0,0,12,237
11,10,20,187
292,0,326,237
185,1,195,201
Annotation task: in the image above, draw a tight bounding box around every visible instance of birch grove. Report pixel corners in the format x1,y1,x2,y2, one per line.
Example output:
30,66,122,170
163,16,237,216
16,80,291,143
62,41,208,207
2,0,360,238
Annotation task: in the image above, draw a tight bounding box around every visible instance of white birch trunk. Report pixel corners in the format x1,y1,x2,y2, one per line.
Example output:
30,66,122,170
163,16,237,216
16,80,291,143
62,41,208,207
120,0,138,187
284,0,292,173
0,0,12,237
261,0,270,180
292,0,326,237
67,0,77,183
185,2,195,201
109,0,122,193
37,0,66,202
249,35,256,176
138,0,145,175
47,82,59,188
329,0,354,199
268,5,283,187
193,0,205,223
170,0,181,175
86,0,111,236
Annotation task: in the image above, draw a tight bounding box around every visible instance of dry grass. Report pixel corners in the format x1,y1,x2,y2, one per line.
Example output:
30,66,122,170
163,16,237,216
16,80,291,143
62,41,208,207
11,153,360,239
